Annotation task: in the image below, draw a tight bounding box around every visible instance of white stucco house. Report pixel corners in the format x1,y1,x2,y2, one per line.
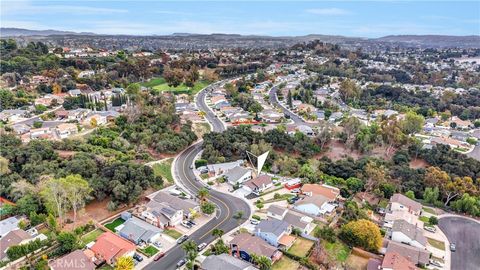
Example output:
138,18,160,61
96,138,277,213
391,220,427,249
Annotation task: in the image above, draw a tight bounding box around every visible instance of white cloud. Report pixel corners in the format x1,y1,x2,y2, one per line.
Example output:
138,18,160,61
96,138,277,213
306,8,350,15
1,0,127,16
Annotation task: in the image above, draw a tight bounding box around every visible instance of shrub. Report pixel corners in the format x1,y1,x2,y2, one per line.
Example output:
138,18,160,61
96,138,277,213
315,226,336,243
429,216,438,225
252,215,261,220
195,159,208,168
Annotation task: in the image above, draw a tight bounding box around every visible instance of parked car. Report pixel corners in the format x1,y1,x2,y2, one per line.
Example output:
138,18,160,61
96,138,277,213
153,242,162,248
181,221,193,229
288,196,300,204
187,220,196,226
154,252,165,261
250,219,260,225
424,226,436,233
450,243,456,252
133,253,143,262
291,188,301,193
197,243,207,251
177,235,189,244
176,259,186,268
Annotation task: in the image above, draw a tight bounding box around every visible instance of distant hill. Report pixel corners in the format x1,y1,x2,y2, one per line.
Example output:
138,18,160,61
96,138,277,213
0,28,96,37
1,28,479,49
375,35,480,48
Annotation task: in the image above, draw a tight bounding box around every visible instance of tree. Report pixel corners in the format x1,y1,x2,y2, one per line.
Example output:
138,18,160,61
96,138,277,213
423,187,440,205
250,253,272,270
401,111,425,135
63,174,92,224
339,219,382,252
201,202,215,214
40,177,69,227
255,200,264,210
211,239,229,255
233,210,244,220
57,232,79,254
405,190,415,200
339,79,361,103
197,188,210,202
182,240,198,270
212,228,224,239
115,256,134,270
315,126,332,150
429,216,438,225
0,156,10,175
287,89,293,108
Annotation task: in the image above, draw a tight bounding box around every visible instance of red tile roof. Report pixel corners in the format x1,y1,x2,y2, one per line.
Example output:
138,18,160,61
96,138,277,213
382,251,417,270
301,184,340,201
90,232,135,264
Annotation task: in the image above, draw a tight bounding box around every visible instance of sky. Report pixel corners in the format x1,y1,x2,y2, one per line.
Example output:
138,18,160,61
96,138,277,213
1,0,479,38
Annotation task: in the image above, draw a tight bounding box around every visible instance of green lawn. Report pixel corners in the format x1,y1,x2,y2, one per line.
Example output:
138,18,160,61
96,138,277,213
81,229,104,245
104,218,125,232
422,207,436,215
138,245,159,257
427,238,445,251
288,237,314,257
164,229,182,239
98,265,114,270
141,77,166,88
272,256,300,270
152,158,174,183
324,240,351,262
419,216,430,223
148,79,209,95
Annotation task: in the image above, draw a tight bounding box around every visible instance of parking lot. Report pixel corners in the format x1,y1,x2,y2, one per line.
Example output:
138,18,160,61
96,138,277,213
438,216,480,270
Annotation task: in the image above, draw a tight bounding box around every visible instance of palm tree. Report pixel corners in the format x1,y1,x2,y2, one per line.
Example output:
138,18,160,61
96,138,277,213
197,188,210,202
115,256,134,270
182,240,198,270
250,253,272,270
212,228,224,239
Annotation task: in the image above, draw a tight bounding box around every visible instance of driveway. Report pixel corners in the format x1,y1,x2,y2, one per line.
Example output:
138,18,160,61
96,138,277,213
438,216,480,270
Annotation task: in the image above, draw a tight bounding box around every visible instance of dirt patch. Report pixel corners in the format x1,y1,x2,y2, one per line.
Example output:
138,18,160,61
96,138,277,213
410,158,429,169
345,253,370,270
55,150,77,159
316,140,392,161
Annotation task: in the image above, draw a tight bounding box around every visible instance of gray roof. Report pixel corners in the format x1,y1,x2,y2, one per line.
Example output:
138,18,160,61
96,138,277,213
201,254,258,270
282,210,310,231
386,241,430,266
119,217,162,243
224,166,251,184
390,193,422,213
267,204,287,217
256,219,289,237
150,191,199,213
392,220,427,246
0,217,19,236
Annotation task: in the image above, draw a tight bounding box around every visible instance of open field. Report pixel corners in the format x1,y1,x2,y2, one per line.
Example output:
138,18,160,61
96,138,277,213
272,256,300,270
288,237,314,257
142,77,209,95
152,158,174,183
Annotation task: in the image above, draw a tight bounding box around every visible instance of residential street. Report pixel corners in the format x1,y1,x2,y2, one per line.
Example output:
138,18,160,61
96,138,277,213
143,84,251,270
438,216,480,270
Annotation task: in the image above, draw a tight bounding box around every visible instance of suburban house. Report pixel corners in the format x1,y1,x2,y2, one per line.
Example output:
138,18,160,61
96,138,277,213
255,219,292,248
201,160,244,177
224,166,252,186
49,249,96,270
90,232,136,265
389,194,422,216
391,220,427,249
117,216,162,245
55,123,78,139
294,195,336,217
0,109,28,122
229,233,281,262
141,201,183,228
384,240,430,267
381,251,417,270
301,184,341,201
243,175,273,195
201,254,259,270
267,205,314,235
0,229,31,261
145,191,199,221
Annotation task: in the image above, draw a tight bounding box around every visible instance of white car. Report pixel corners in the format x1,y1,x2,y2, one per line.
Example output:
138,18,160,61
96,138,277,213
181,221,192,229
250,219,260,225
424,226,436,233
197,243,207,251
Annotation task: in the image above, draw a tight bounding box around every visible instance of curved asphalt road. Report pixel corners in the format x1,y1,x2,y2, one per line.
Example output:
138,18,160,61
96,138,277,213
268,86,309,125
438,216,480,270
144,84,251,270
